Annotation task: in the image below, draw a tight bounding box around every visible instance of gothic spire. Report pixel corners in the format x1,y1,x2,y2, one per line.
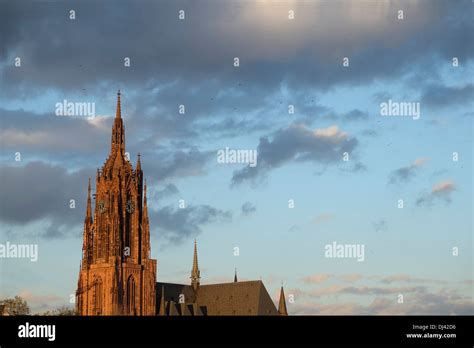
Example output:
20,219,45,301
278,285,288,316
136,152,142,172
234,268,238,283
116,90,121,119
110,90,125,154
191,239,200,290
159,286,166,316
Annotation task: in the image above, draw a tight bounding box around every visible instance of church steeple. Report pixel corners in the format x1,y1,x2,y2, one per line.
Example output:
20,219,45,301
111,90,125,154
76,92,157,316
191,240,200,290
278,284,288,316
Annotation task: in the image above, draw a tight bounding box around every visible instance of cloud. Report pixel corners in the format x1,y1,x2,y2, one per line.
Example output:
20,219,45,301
312,213,334,225
151,204,232,244
289,278,474,314
155,184,179,199
301,274,333,284
0,108,111,159
287,272,474,314
0,161,93,238
343,109,369,122
2,1,471,97
140,147,214,184
388,157,429,184
231,124,358,186
241,202,256,216
421,84,474,108
15,291,65,314
416,180,456,206
291,287,474,315
301,273,365,284
380,274,446,285
308,285,424,297
373,219,388,234
339,274,363,283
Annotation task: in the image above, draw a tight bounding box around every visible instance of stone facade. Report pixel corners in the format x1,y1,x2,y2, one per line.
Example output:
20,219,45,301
75,92,156,315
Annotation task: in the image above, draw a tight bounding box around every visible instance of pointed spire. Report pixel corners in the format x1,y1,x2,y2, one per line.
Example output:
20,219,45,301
116,90,121,119
136,153,142,171
159,286,166,315
234,268,238,282
85,178,92,223
278,285,288,316
191,239,200,290
110,90,125,155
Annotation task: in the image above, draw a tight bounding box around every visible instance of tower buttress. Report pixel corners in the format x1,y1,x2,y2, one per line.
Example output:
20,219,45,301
141,179,150,261
82,178,93,268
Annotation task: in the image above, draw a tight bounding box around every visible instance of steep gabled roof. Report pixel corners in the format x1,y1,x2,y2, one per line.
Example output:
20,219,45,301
196,280,278,316
156,280,278,316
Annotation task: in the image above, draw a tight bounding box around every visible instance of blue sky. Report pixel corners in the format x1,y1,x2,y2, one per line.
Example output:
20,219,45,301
0,0,472,314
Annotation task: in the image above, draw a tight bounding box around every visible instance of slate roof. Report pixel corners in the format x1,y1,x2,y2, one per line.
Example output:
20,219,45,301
156,280,278,316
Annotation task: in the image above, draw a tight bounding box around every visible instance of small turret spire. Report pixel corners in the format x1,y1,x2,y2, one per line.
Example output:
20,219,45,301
278,284,288,316
116,90,121,119
191,239,200,290
159,286,166,316
136,153,142,171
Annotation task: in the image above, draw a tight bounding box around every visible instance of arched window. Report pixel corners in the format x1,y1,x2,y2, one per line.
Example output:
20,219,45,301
126,275,136,315
94,277,103,315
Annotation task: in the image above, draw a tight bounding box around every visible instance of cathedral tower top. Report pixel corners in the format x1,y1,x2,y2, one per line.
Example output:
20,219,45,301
110,90,125,156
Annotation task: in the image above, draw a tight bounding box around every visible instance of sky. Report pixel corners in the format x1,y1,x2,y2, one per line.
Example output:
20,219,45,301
0,0,472,315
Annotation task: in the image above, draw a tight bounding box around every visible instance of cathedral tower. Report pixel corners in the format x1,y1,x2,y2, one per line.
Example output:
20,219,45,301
76,91,156,315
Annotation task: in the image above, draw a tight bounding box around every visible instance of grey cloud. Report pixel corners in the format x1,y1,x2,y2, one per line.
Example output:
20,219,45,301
421,84,474,108
373,219,388,234
155,184,179,199
151,204,232,244
231,123,358,186
343,109,369,122
416,180,456,206
241,202,256,216
1,1,472,96
0,161,93,237
143,147,214,184
388,158,428,184
0,108,110,161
